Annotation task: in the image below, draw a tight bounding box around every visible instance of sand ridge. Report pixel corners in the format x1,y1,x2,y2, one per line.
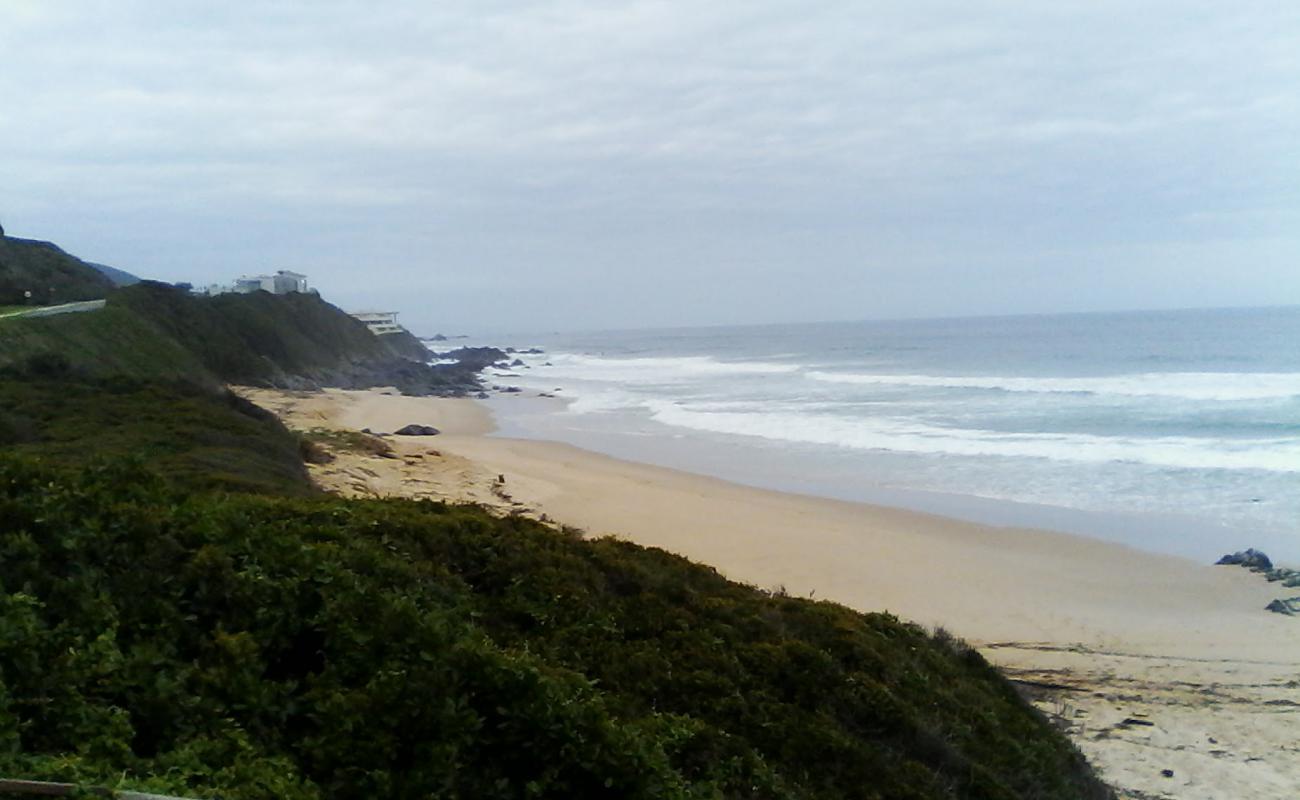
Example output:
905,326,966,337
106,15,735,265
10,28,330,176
237,387,1300,800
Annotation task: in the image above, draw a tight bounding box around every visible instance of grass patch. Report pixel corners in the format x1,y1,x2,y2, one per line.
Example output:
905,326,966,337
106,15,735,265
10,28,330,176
301,426,396,458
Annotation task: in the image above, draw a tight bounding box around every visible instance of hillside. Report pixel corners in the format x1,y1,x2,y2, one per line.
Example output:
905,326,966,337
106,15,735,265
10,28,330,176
0,239,1112,798
0,230,117,305
0,372,1112,797
0,281,493,395
87,260,142,286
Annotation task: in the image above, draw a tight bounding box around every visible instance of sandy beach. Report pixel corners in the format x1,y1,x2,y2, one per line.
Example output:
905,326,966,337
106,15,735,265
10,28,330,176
242,387,1300,800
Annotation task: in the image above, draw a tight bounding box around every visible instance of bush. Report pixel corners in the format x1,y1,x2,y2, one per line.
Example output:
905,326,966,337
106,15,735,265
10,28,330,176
0,456,1111,799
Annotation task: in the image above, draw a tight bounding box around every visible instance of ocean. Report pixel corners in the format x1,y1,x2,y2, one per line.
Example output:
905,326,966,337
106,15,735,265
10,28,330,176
459,306,1300,563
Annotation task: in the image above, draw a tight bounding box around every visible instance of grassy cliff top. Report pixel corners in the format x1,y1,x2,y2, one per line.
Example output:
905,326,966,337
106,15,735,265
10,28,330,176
0,235,117,306
0,281,459,392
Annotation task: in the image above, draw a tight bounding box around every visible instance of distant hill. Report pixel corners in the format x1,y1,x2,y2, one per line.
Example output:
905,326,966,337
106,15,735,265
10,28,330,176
0,281,496,396
86,260,141,286
0,232,117,305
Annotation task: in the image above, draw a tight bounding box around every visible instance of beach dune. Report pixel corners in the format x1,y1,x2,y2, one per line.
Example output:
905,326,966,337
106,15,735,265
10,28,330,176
243,387,1300,800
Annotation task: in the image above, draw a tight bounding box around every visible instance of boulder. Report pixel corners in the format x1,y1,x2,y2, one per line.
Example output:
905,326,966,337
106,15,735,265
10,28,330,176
1214,548,1273,571
1264,597,1300,616
394,423,440,436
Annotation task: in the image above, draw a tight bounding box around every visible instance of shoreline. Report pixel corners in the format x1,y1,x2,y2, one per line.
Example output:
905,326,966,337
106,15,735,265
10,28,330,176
241,386,1300,799
481,393,1298,566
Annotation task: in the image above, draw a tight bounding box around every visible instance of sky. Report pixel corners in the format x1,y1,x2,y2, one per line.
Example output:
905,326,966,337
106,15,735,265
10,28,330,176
2,1,1298,334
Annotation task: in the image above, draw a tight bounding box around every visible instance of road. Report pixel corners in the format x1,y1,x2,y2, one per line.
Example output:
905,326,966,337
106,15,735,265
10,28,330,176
0,299,106,319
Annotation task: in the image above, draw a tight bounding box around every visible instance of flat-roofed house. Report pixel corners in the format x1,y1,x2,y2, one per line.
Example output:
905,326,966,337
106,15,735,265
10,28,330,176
350,310,404,335
273,270,309,294
234,275,275,293
225,271,309,295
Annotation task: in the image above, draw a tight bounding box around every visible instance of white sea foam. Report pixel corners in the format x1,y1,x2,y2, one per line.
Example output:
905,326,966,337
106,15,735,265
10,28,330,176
532,353,801,383
642,401,1300,473
804,371,1300,401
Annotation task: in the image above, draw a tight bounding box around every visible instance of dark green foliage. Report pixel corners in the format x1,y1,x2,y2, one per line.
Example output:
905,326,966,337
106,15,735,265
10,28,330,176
0,236,116,306
110,282,402,384
0,302,218,386
0,455,1111,799
0,282,495,395
0,376,313,496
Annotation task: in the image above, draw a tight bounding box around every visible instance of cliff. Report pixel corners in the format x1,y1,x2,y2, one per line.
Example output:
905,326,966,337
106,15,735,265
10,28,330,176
0,281,492,396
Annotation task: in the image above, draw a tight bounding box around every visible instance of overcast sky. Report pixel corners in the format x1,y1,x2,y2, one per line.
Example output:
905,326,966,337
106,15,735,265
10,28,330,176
2,1,1297,333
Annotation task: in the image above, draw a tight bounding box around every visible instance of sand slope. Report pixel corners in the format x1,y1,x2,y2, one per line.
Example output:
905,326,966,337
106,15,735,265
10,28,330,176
239,387,1300,800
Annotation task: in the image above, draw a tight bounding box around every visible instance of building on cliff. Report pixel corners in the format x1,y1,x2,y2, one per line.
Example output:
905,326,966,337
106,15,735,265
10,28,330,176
207,270,310,296
350,310,404,336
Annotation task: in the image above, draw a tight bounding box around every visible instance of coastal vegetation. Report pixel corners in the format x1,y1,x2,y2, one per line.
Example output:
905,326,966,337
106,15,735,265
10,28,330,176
0,233,117,306
0,282,486,395
0,443,1110,799
0,256,1112,798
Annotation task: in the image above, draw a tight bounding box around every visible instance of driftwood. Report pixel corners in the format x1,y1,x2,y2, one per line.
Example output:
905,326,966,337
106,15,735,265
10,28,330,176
0,778,200,800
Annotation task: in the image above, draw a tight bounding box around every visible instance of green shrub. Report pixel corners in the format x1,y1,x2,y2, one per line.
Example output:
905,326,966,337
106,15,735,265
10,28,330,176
0,455,1111,799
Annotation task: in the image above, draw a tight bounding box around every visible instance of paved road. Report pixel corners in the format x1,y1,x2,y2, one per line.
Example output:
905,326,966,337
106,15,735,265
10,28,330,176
0,299,106,319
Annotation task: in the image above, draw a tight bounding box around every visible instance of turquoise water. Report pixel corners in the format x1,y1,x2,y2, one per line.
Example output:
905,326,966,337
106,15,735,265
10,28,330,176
467,307,1300,561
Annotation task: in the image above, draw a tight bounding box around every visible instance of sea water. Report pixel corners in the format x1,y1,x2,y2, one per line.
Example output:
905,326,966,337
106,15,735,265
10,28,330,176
455,307,1300,563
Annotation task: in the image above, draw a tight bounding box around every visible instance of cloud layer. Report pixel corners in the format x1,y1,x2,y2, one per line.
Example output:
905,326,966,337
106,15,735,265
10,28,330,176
2,1,1297,331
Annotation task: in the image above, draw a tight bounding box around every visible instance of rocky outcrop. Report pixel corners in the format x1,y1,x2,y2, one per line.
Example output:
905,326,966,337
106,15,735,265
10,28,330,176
1265,597,1300,616
1215,549,1300,616
434,347,507,371
394,424,440,436
1215,548,1272,571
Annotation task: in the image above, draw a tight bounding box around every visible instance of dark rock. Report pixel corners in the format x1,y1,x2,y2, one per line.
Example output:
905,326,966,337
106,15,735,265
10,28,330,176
502,386,522,393
1215,548,1273,571
1119,718,1154,727
1161,769,1174,778
1262,568,1300,587
475,392,489,400
394,424,440,436
433,347,509,371
1265,597,1300,616
520,348,544,354
510,359,525,367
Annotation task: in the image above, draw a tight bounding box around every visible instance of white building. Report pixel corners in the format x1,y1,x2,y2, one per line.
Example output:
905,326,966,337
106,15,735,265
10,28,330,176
209,270,310,296
273,271,308,294
234,275,275,293
350,310,404,336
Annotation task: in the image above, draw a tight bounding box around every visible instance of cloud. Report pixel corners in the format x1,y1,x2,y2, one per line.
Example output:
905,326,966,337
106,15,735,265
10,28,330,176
0,1,1297,330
